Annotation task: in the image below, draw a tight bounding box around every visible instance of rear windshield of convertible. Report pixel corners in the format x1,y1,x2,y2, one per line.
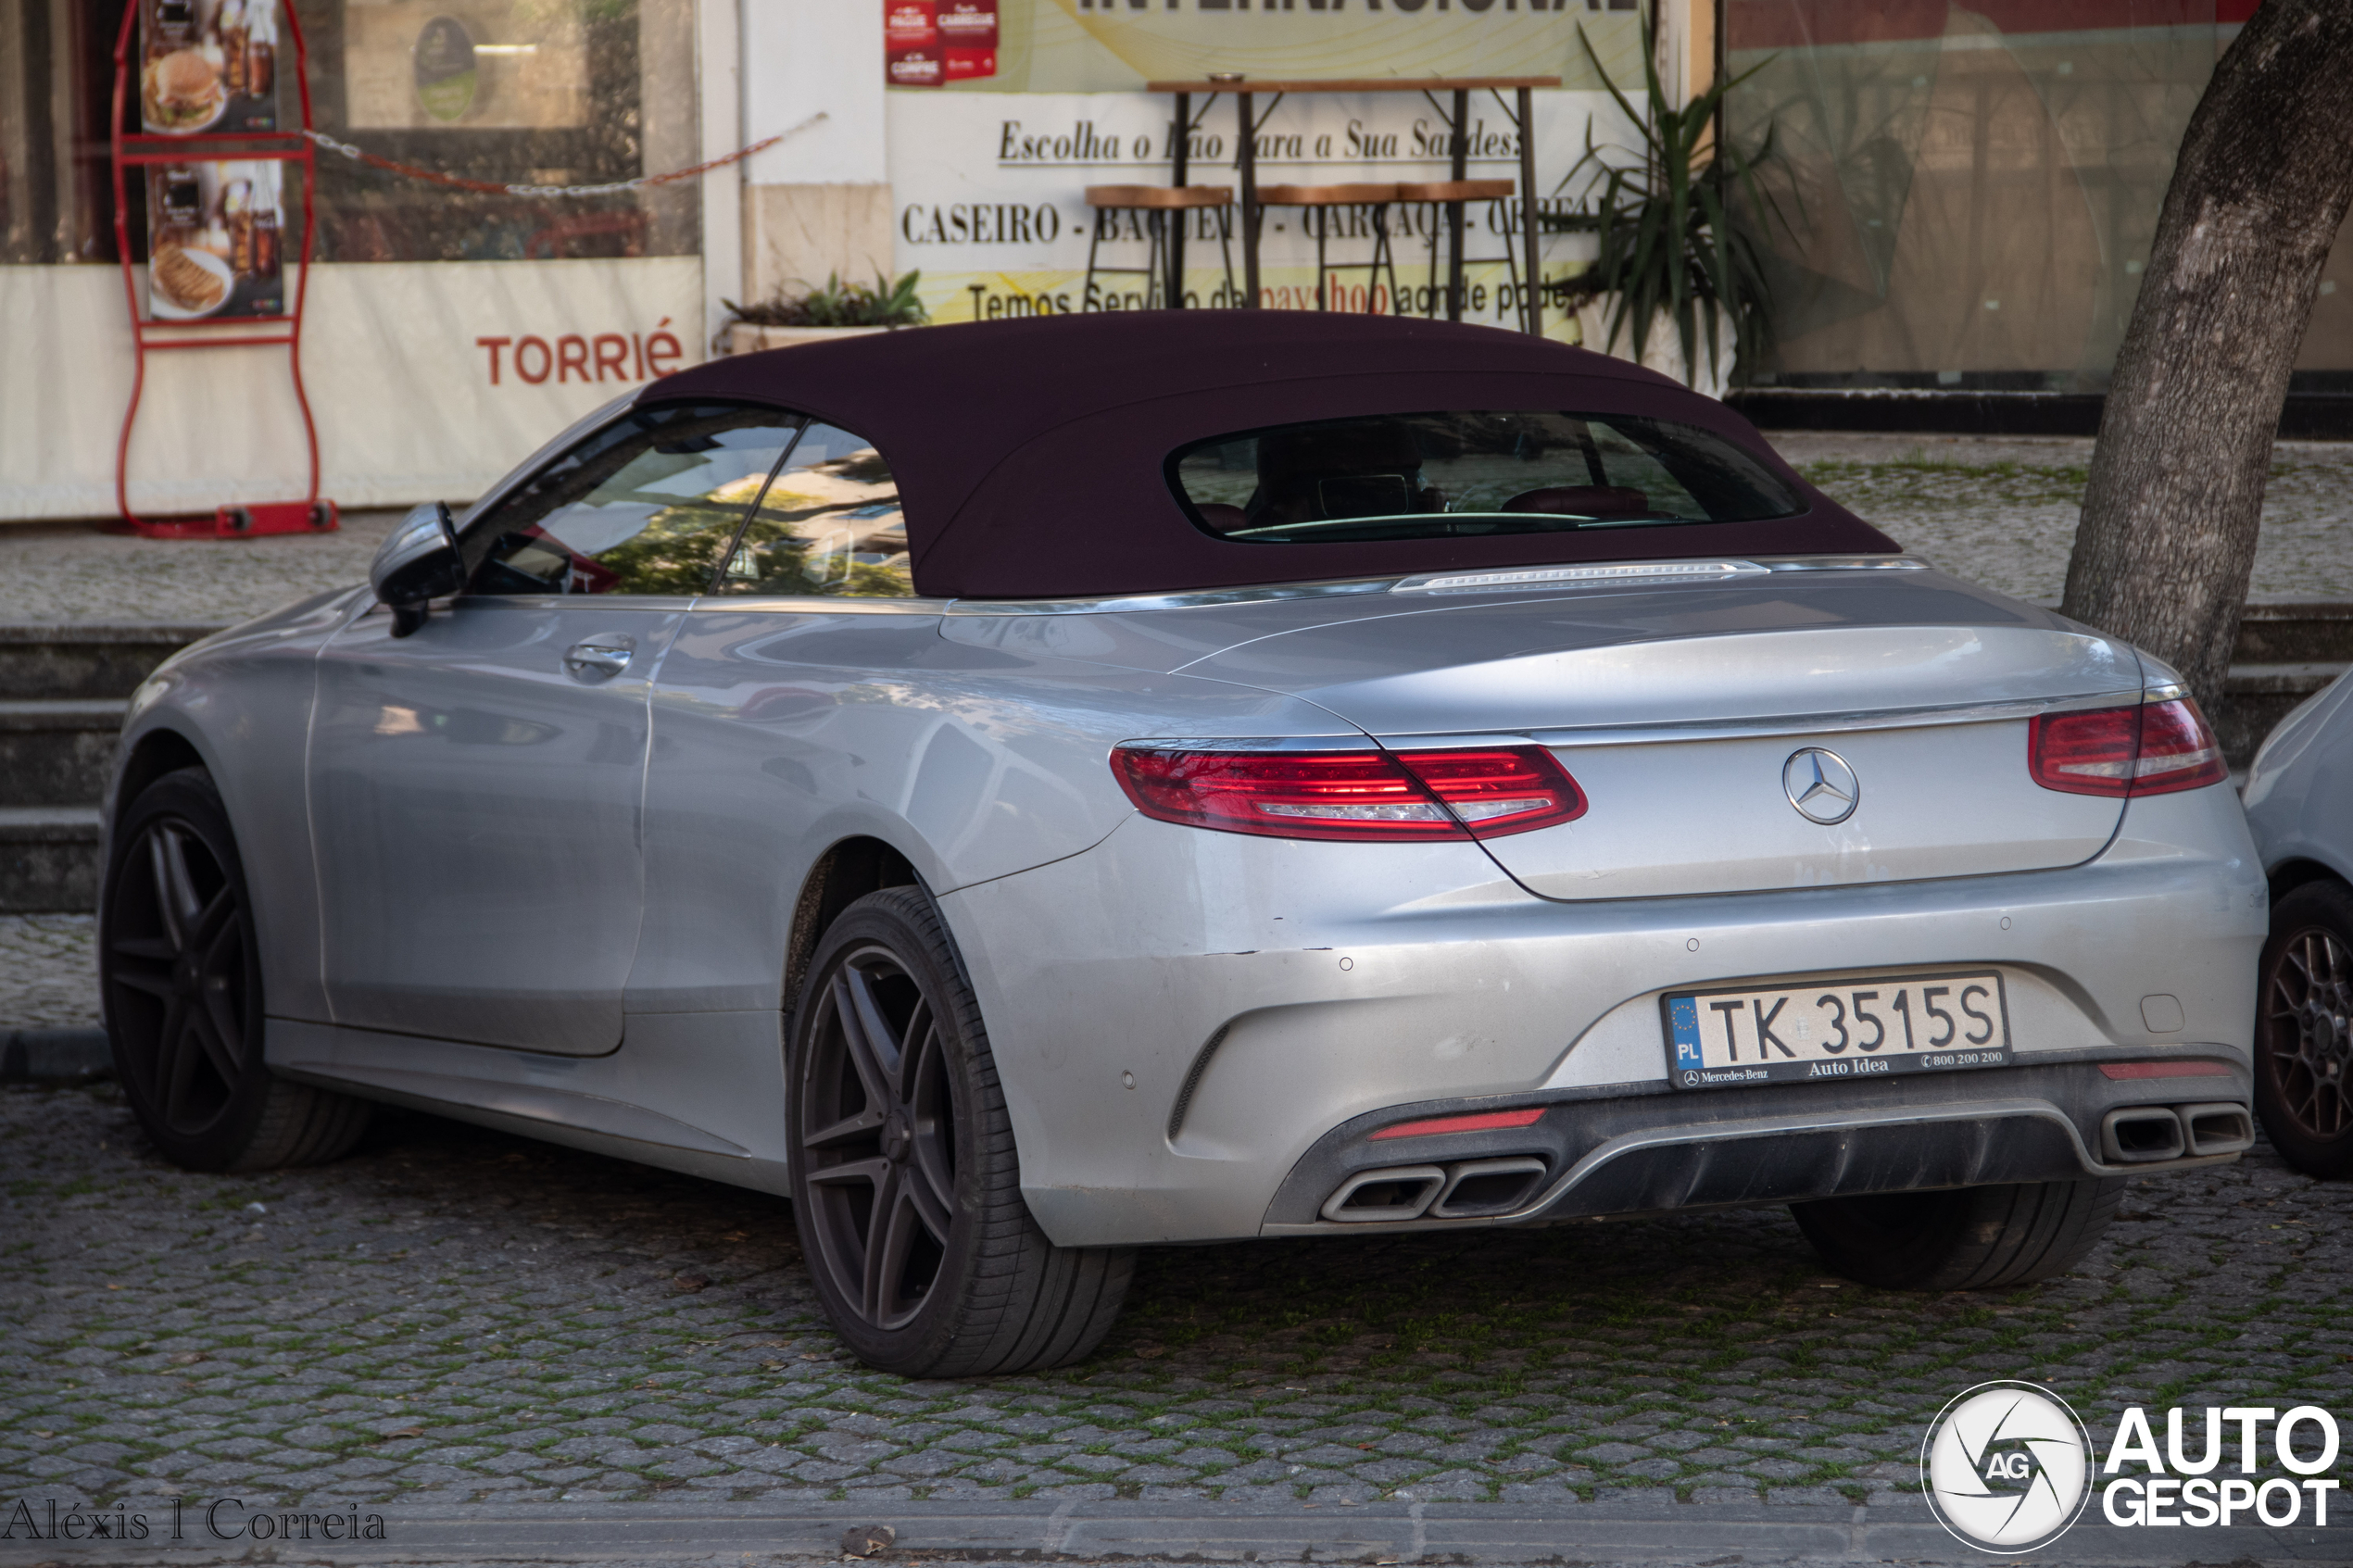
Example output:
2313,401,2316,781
1168,411,1805,545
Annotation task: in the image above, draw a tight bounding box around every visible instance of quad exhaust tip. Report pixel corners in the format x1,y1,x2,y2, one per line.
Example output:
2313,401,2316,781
1322,1165,1445,1223
1322,1157,1549,1223
2100,1102,2255,1164
2178,1101,2255,1157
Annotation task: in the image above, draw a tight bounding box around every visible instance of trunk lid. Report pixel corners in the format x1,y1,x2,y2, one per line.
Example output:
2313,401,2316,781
1163,571,2143,898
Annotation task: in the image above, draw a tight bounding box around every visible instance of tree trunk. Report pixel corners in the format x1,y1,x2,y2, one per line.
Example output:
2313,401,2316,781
2060,0,2353,714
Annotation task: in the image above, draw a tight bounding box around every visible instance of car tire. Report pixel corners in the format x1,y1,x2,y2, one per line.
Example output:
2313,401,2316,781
100,767,371,1173
786,886,1133,1376
1789,1177,2125,1290
2254,879,2353,1178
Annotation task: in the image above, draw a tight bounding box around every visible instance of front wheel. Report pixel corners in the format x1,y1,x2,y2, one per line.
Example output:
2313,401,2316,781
786,886,1133,1376
1790,1178,2124,1290
2254,879,2353,1178
100,767,371,1172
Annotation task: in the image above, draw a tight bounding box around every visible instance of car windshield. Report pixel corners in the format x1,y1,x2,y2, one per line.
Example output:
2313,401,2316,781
1168,411,1804,544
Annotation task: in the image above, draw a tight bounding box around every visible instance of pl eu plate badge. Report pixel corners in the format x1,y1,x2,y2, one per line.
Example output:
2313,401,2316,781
1669,995,1705,1077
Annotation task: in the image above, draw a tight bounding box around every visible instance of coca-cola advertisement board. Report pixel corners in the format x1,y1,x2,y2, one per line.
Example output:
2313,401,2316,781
145,161,286,321
140,0,283,134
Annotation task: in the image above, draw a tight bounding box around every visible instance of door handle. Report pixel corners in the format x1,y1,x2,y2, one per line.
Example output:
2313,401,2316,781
562,636,635,681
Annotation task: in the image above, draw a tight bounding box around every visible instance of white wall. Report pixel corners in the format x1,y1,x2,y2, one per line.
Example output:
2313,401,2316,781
737,0,895,303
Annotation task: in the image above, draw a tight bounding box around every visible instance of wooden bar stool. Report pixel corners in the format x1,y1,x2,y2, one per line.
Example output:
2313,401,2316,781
1394,179,1521,321
1255,183,1403,314
1082,185,1237,311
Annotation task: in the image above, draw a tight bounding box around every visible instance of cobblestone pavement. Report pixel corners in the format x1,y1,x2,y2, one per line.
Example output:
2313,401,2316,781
5,1078,2349,1516
1,437,2350,625
0,916,97,1032
0,511,399,626
1773,433,2353,605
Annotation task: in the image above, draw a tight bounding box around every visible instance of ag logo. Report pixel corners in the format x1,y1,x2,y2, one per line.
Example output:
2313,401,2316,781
1921,1381,2094,1553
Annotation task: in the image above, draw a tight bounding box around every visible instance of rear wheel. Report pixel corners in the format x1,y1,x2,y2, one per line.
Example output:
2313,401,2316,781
101,768,370,1172
2254,879,2353,1178
786,887,1133,1376
1790,1178,2124,1290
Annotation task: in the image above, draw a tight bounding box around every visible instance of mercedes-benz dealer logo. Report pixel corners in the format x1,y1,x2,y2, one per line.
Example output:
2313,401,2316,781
1782,746,1859,824
1921,1381,2094,1554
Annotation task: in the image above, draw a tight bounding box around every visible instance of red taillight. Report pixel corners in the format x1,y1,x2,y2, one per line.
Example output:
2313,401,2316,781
1370,1108,1548,1140
2028,699,2226,797
1392,747,1588,835
1111,745,1584,842
2098,1060,2233,1080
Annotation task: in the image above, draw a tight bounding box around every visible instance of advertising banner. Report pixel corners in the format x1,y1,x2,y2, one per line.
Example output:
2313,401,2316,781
0,257,701,520
139,0,281,135
885,0,1641,328
889,88,1622,330
144,161,286,321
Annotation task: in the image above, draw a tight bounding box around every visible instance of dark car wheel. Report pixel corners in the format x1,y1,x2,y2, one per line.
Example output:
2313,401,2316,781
1791,1177,2125,1290
2255,879,2353,1178
101,767,371,1173
786,887,1133,1376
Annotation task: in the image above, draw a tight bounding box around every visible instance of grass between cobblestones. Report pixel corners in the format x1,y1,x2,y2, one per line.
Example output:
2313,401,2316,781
6,1082,2350,1512
1787,444,2353,604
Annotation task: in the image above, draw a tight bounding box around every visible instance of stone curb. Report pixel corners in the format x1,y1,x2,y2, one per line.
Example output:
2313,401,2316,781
0,1024,110,1081
0,1499,2340,1566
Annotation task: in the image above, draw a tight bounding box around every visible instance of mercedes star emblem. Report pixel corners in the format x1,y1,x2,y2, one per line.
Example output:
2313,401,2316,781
1783,746,1860,824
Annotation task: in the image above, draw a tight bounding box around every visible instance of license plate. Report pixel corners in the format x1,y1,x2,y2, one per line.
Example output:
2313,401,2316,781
1663,970,2012,1089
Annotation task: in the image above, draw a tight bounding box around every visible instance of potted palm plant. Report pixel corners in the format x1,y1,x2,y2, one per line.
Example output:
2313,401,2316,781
1550,12,1782,399
720,270,929,355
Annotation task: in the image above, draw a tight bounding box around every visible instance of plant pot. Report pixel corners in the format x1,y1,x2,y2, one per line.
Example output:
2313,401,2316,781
723,322,901,356
1572,295,1734,401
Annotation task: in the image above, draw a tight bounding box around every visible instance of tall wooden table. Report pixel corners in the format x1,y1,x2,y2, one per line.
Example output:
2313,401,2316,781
1145,76,1561,333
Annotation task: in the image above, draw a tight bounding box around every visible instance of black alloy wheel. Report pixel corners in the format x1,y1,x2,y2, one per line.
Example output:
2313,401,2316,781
798,941,960,1330
107,797,258,1141
2255,880,2353,1177
785,887,1133,1376
101,768,369,1172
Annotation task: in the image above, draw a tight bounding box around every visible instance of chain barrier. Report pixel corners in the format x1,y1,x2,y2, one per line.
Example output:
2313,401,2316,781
300,112,827,199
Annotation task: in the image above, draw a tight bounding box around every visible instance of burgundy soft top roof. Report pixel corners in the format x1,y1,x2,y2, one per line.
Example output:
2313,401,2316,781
657,312,1894,599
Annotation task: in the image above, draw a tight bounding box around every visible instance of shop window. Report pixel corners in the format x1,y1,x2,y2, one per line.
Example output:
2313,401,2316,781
0,0,695,266
296,0,698,263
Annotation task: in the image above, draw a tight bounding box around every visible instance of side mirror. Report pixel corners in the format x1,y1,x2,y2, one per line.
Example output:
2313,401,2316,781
371,501,465,637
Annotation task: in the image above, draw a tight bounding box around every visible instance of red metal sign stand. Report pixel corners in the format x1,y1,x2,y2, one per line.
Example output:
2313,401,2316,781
108,3,334,539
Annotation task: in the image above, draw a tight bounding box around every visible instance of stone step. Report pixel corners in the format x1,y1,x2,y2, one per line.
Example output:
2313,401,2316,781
2234,603,2353,664
0,623,225,701
0,698,129,807
0,806,102,914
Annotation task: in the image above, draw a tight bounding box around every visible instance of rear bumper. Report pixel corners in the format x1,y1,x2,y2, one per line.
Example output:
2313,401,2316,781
1262,1058,2253,1236
944,787,2263,1248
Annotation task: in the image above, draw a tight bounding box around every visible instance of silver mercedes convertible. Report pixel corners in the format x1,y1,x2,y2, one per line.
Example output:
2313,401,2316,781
102,314,2264,1376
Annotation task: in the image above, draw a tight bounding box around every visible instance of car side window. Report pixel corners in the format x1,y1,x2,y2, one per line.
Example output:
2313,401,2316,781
711,422,912,597
460,402,803,596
